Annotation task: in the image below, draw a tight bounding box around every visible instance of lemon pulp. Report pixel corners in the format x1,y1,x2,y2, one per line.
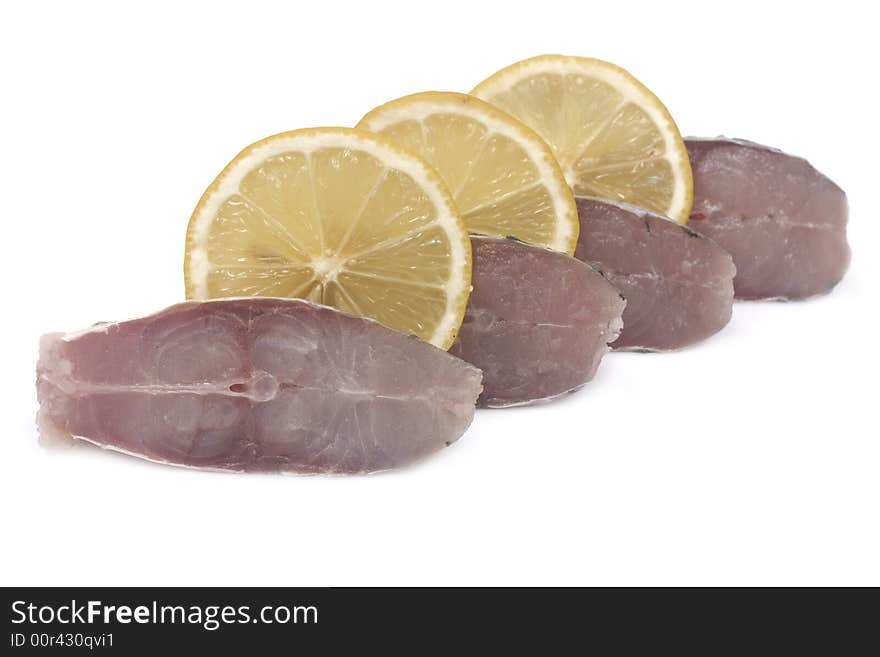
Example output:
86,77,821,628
185,128,471,349
359,91,578,254
472,55,693,223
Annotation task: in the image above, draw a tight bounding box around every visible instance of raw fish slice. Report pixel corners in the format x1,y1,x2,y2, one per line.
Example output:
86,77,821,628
686,137,850,300
575,197,735,351
449,236,624,407
36,299,482,474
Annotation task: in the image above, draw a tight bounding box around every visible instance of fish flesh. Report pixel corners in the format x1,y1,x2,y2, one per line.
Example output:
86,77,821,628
450,236,624,407
575,197,735,351
686,137,850,300
36,298,483,474
451,236,624,407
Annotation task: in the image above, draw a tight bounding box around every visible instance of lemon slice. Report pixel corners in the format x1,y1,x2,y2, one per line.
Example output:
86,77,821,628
358,92,578,254
185,128,471,349
471,55,693,223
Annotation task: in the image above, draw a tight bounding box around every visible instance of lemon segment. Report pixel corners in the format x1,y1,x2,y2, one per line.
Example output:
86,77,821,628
358,92,578,254
471,55,693,223
185,128,471,350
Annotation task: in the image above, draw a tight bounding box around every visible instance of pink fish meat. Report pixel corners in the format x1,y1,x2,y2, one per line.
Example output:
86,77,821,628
450,236,624,407
36,299,483,474
575,197,735,351
686,137,850,300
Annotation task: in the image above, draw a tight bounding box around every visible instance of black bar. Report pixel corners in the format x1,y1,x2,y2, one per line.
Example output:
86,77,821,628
2,587,875,652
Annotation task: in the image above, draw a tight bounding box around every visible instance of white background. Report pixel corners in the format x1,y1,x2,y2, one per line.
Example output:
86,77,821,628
2,0,877,586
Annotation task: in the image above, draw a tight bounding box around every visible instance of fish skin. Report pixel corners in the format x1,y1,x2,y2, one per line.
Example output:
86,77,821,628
449,236,625,407
575,197,735,351
36,298,482,474
686,137,850,300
